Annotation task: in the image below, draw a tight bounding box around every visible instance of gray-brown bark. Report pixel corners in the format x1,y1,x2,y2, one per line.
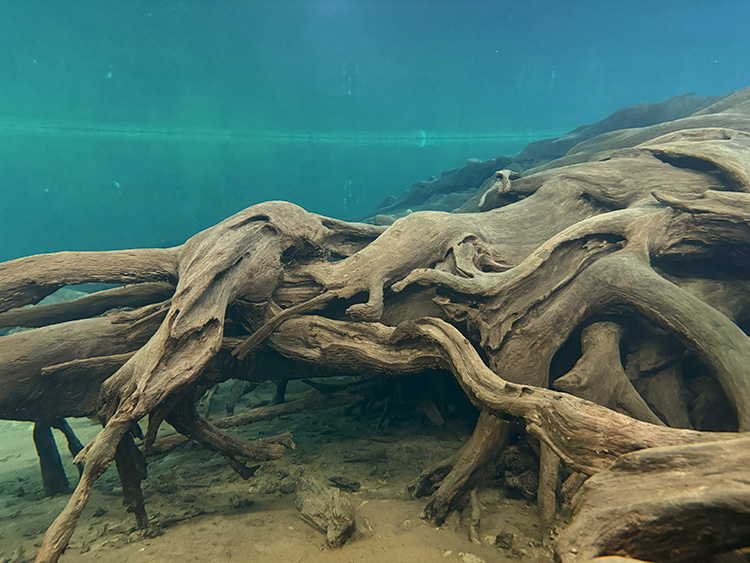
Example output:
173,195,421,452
33,422,71,496
0,88,747,562
409,410,509,525
0,248,179,313
295,477,356,548
0,282,174,329
552,321,664,425
537,441,559,527
148,390,361,455
556,437,750,562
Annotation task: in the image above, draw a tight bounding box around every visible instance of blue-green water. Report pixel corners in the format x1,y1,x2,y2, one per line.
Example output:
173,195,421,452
0,132,542,258
1,0,749,260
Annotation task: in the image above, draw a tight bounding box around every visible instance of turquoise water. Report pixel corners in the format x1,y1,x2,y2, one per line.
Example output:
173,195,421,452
1,1,749,259
0,131,545,259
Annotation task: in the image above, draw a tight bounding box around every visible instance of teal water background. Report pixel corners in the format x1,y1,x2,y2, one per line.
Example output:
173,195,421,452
0,132,536,258
1,1,749,260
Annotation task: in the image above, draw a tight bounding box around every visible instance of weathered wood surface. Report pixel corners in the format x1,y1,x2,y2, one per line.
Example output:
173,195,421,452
0,89,748,561
552,322,664,425
295,477,356,548
0,282,174,328
0,313,163,421
0,248,179,313
556,437,750,562
149,390,361,455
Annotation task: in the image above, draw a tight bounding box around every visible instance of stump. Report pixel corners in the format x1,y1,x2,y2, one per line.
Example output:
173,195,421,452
0,88,749,562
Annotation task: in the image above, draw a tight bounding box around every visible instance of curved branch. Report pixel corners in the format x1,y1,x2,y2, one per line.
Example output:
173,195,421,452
602,254,750,429
304,211,488,321
166,395,291,478
553,322,664,425
265,314,734,475
458,246,750,428
0,282,174,328
401,318,735,474
35,419,131,563
0,248,179,313
36,202,328,562
232,291,338,360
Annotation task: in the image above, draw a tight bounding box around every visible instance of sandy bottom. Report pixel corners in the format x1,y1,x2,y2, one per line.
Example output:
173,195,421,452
0,381,552,563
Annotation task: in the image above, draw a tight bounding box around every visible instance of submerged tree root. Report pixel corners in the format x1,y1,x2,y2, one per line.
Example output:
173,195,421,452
0,94,747,561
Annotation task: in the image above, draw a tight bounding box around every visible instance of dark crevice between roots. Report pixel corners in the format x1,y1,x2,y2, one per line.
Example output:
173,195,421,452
651,151,739,190
653,251,750,281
